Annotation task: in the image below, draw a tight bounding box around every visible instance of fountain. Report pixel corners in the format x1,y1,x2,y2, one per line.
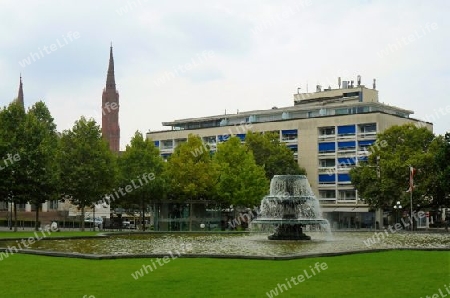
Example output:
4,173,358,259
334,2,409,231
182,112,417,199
252,175,330,240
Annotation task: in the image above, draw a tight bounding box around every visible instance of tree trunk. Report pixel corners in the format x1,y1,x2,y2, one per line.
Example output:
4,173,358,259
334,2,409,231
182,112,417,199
35,202,40,231
142,197,146,231
13,202,17,232
189,202,193,231
81,206,85,231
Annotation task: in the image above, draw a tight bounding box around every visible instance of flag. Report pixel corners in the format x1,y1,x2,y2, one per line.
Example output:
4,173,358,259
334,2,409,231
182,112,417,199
406,167,416,192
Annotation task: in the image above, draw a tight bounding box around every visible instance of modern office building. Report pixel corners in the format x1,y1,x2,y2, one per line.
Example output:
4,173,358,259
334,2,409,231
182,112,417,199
147,77,432,229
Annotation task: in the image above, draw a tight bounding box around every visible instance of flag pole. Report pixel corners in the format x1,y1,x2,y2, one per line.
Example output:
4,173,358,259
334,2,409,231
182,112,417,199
410,184,413,231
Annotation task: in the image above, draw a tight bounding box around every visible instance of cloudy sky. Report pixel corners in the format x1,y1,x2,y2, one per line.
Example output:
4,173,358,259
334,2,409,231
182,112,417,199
1,0,448,150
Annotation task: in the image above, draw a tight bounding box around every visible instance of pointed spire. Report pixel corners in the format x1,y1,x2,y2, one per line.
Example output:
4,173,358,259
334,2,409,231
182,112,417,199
17,74,24,109
106,44,116,89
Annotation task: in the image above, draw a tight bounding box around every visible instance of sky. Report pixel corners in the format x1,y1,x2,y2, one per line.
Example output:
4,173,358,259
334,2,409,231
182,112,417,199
1,0,448,150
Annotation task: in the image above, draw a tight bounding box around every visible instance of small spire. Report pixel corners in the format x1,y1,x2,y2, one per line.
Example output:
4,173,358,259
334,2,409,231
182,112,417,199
106,44,116,89
17,74,24,109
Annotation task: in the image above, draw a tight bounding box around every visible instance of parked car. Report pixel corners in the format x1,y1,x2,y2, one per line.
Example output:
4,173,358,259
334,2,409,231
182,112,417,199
122,220,131,228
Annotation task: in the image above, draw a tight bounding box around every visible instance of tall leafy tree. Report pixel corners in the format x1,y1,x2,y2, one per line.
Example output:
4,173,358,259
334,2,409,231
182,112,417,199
350,123,440,209
58,117,117,231
213,137,268,208
435,132,450,207
117,131,165,230
24,102,60,230
245,131,306,179
0,102,28,231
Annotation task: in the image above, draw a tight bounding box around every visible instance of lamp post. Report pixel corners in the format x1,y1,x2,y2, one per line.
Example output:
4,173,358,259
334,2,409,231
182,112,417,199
393,201,402,224
376,156,381,230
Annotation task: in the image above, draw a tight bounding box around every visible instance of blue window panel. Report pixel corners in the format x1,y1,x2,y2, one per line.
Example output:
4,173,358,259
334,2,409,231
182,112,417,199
337,125,356,135
338,173,351,182
218,134,231,142
358,156,368,161
338,157,357,165
287,144,298,150
236,134,246,141
281,129,298,135
318,142,335,152
319,174,336,182
161,153,172,157
338,141,356,148
358,140,375,146
154,141,160,147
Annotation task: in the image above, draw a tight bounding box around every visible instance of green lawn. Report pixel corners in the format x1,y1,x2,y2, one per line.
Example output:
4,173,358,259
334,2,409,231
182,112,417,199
0,231,103,239
0,251,448,297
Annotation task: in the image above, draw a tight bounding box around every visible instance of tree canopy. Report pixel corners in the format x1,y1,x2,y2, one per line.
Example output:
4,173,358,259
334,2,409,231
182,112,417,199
350,123,448,209
117,131,165,230
58,117,117,231
245,131,306,179
214,137,268,207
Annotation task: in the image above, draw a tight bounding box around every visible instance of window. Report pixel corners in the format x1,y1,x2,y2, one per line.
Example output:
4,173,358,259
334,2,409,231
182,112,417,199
281,129,298,142
338,141,356,149
338,190,356,200
203,136,217,144
236,134,246,141
335,108,349,115
343,92,360,98
359,123,376,134
338,173,351,184
218,134,231,142
318,142,336,153
319,190,336,199
337,157,356,167
319,159,335,167
161,139,173,149
319,127,335,136
319,174,336,184
49,200,58,210
337,125,356,135
308,111,319,118
358,140,375,151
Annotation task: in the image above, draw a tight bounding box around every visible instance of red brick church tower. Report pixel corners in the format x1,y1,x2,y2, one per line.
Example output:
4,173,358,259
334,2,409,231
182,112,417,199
102,45,120,153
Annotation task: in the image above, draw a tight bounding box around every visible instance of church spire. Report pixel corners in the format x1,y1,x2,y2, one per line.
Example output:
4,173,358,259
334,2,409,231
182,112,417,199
102,45,120,154
17,75,24,109
106,44,116,89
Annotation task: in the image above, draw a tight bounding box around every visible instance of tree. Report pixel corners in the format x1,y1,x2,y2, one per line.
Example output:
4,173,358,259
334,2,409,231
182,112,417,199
350,123,440,210
0,102,28,231
23,102,60,231
213,137,268,208
165,134,219,202
117,131,165,230
245,131,306,179
435,132,450,207
58,117,117,231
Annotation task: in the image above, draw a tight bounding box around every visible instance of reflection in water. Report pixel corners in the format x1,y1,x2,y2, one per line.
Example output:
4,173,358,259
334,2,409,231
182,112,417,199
2,232,448,256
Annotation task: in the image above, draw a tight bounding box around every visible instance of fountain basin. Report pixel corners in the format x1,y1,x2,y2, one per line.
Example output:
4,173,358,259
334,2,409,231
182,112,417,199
0,232,447,257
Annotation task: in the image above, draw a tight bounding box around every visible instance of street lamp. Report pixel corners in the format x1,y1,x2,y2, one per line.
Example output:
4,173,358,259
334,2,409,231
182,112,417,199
393,201,402,224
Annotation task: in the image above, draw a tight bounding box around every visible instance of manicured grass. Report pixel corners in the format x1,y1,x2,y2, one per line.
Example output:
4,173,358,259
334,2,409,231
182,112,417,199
0,251,448,297
0,231,102,239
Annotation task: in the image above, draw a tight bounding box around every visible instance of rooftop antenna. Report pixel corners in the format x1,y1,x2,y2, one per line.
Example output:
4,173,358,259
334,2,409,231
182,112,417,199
357,75,361,86
338,77,341,89
373,78,376,90
297,87,301,94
